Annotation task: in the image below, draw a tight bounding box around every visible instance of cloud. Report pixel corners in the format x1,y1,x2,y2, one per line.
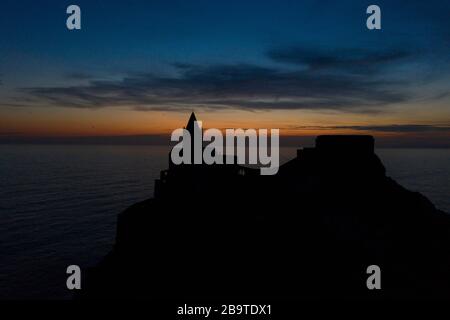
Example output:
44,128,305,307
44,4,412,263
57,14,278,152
344,124,450,133
12,46,419,113
287,124,450,133
267,46,414,74
65,72,94,80
0,131,24,136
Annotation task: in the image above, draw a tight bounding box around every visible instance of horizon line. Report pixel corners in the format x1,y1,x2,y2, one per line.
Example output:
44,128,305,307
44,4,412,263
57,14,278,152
0,133,449,148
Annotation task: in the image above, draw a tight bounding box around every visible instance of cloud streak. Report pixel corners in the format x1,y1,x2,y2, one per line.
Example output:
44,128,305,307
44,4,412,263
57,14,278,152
10,46,421,113
65,72,95,80
267,47,414,74
287,124,450,133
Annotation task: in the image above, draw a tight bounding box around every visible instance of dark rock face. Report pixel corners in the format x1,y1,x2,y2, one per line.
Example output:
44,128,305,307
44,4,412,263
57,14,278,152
81,135,450,300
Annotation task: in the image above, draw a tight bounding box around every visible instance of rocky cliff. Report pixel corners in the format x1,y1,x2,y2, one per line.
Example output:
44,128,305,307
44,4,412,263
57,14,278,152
81,135,450,299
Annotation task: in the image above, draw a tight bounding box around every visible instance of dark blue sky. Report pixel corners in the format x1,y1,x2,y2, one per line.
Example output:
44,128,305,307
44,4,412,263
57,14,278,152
0,0,449,143
2,0,449,84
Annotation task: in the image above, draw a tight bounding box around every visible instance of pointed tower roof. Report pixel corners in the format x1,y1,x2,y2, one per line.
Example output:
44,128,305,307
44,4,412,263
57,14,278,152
186,112,198,137
186,112,197,128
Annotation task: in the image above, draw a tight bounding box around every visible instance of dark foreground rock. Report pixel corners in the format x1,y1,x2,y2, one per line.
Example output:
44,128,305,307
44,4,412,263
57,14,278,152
80,134,450,299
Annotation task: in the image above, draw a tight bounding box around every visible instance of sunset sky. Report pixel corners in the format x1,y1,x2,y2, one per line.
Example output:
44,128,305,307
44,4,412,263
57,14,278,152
1,0,450,146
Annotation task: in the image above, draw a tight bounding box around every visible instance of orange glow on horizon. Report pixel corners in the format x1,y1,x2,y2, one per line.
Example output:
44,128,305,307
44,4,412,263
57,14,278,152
1,105,449,141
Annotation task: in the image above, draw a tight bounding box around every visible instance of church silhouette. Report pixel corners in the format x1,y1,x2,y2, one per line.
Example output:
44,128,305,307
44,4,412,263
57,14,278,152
80,113,450,300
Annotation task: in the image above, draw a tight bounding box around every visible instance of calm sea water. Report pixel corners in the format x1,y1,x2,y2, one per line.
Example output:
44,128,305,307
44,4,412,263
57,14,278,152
0,145,449,299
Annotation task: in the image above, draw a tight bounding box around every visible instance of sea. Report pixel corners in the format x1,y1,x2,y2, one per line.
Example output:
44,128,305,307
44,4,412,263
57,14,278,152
0,145,449,299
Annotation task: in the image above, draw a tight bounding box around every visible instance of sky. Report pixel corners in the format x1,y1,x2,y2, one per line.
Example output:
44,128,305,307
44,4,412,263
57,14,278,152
1,0,450,146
